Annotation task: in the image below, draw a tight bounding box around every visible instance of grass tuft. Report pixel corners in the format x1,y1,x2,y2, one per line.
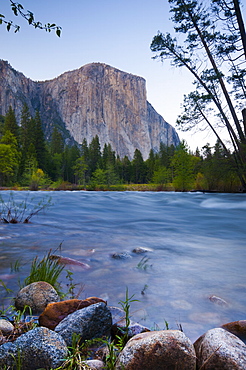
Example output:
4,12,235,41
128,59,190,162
24,250,64,295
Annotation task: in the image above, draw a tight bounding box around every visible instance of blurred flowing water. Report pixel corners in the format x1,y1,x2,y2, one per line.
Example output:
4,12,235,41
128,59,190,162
0,190,245,342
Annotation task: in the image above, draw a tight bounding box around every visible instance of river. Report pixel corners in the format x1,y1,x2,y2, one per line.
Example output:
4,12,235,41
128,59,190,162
0,190,245,342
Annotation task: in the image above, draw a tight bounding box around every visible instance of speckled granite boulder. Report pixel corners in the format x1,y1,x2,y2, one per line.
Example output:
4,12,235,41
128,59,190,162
115,330,196,370
0,342,15,368
15,281,59,314
55,302,112,347
0,326,67,369
194,328,246,369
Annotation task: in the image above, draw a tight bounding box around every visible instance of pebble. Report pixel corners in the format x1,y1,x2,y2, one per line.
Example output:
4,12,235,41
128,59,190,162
0,319,14,335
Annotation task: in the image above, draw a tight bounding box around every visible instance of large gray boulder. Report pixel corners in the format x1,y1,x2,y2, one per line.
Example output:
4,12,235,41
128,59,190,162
194,327,246,369
55,302,112,347
115,330,196,370
0,326,67,370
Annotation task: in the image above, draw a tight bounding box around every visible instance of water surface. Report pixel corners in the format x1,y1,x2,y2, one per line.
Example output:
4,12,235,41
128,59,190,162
0,190,245,342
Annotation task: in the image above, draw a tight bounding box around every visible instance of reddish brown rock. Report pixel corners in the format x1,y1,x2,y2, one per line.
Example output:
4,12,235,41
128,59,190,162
15,281,59,314
49,255,90,269
39,297,106,330
222,320,246,342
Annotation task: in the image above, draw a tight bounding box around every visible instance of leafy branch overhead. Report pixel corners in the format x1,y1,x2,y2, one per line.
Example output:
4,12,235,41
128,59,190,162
0,0,61,36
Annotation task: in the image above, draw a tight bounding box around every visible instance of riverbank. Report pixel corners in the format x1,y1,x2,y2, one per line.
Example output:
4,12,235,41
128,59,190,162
0,183,244,192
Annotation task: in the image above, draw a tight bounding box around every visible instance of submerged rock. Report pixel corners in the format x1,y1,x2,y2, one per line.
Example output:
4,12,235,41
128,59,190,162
209,295,228,307
111,252,132,260
194,327,246,369
55,302,112,347
116,330,196,370
132,247,153,254
15,281,59,314
49,254,90,269
39,297,106,330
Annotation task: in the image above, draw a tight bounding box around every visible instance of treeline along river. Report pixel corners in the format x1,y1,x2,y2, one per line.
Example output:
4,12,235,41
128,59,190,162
0,190,245,342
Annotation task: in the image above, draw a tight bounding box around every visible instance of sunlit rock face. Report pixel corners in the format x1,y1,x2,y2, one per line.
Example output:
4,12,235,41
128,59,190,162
0,60,179,159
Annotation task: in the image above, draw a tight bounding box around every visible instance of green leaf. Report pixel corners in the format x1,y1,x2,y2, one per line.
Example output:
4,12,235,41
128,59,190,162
11,4,18,16
56,28,61,37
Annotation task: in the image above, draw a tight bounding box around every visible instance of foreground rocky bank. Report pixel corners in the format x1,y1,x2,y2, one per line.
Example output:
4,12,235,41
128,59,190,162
0,281,246,369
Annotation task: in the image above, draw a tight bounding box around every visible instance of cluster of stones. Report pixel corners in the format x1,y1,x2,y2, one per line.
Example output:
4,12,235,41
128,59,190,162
0,281,246,369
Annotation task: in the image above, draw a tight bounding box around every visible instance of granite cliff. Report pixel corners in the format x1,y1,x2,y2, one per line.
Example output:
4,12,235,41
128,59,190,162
0,60,179,159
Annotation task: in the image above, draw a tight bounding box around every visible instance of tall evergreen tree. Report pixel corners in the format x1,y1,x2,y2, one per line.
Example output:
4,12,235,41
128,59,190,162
34,110,47,170
146,149,157,181
120,155,132,183
171,141,199,191
102,143,116,169
4,106,19,145
63,145,80,182
81,138,89,162
132,149,147,184
0,115,4,137
19,103,32,177
88,135,101,174
50,127,64,155
73,155,88,186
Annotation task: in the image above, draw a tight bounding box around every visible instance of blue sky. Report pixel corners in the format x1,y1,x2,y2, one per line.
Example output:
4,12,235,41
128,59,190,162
1,0,245,150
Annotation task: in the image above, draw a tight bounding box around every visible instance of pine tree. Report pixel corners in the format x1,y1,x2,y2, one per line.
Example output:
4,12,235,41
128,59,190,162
19,103,32,177
171,141,200,191
151,0,246,189
34,110,47,170
50,127,64,155
88,135,101,174
4,106,19,145
132,149,147,184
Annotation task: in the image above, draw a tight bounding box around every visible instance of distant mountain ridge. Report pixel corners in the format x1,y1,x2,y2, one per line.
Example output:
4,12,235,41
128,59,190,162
0,60,179,159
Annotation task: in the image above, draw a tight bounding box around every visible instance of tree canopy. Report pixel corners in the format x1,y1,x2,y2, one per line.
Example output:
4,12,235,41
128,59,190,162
151,0,246,189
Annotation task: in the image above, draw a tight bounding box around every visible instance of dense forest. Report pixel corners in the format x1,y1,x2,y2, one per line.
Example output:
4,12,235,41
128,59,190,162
0,105,242,192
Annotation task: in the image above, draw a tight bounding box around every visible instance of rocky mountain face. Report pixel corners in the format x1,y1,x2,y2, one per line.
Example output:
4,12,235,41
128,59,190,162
0,60,179,159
